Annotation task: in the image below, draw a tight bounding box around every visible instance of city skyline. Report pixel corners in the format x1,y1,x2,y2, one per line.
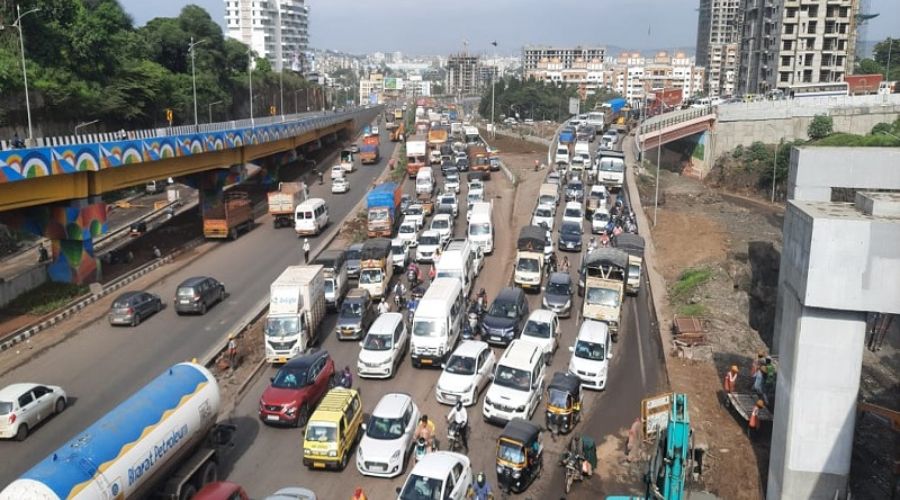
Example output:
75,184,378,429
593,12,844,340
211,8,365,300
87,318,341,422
120,0,900,56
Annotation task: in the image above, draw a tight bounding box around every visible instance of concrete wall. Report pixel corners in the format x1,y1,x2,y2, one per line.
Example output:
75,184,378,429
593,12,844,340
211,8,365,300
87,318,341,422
788,147,900,202
0,265,48,309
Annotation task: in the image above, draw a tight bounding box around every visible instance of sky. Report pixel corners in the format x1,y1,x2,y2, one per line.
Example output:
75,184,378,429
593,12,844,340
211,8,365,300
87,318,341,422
121,0,899,56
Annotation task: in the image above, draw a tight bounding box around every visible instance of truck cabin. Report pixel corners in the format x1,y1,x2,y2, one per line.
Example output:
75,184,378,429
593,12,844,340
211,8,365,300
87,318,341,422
340,149,354,164
581,249,629,282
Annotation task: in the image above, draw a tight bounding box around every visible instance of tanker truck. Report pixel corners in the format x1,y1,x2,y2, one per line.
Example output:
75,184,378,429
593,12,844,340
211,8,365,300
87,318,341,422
0,362,235,500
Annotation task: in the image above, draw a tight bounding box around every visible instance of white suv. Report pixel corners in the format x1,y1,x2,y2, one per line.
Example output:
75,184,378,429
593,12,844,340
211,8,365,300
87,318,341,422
531,204,555,230
562,201,584,225
482,339,545,425
357,393,420,478
0,383,67,441
396,452,473,500
416,230,443,263
568,320,613,390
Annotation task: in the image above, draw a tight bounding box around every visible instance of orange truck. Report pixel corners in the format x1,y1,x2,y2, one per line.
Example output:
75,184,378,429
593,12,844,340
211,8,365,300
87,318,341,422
360,135,381,164
390,122,406,142
467,144,491,177
203,191,253,239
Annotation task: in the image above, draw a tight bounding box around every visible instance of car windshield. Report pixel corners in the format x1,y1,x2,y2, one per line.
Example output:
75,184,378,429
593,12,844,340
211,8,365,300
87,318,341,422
535,208,552,217
516,258,540,273
399,474,444,500
440,197,455,205
413,319,443,337
575,339,606,361
346,248,361,261
432,219,449,230
557,148,568,155
564,208,581,218
340,301,364,318
561,223,581,236
547,280,570,296
400,224,416,234
359,269,383,284
567,183,583,192
494,365,531,391
407,206,423,216
498,440,526,465
392,244,406,255
363,333,393,351
539,196,556,206
306,424,337,443
0,401,12,415
366,415,405,440
271,367,308,388
593,212,609,223
629,264,641,280
523,320,551,339
266,317,300,338
467,193,482,202
420,235,440,246
600,159,625,173
489,300,518,319
469,223,490,236
586,287,620,307
444,354,476,375
370,211,388,222
324,280,335,294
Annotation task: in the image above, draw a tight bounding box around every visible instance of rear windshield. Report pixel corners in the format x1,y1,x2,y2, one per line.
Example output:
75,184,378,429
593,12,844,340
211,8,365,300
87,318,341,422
176,287,196,297
0,401,12,415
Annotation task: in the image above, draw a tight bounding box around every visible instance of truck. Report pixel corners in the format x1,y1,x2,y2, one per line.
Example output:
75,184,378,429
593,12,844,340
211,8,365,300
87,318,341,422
265,265,327,363
406,137,428,178
613,233,645,295
339,149,355,172
558,127,576,145
844,74,883,96
579,248,628,342
463,125,480,144
390,122,406,142
0,362,236,500
359,238,393,300
393,108,404,122
468,143,491,177
597,150,626,191
267,182,309,228
367,182,402,238
514,225,546,291
359,135,381,164
428,128,449,164
202,191,253,240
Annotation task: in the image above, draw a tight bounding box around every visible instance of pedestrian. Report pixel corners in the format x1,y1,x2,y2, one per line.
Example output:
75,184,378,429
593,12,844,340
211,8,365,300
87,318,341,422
152,245,162,259
748,399,764,436
723,365,738,393
752,365,765,395
227,334,238,371
302,238,310,263
751,351,765,376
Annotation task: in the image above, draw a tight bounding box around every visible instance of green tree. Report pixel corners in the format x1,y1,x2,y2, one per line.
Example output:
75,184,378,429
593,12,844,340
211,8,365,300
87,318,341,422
808,115,834,140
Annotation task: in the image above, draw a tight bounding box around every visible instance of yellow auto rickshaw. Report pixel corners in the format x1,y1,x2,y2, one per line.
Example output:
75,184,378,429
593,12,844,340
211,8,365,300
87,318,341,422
545,371,583,435
496,418,543,494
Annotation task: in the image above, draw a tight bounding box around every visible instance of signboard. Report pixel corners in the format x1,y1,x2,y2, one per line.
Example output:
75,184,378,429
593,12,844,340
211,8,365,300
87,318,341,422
568,97,580,116
369,93,378,105
384,77,404,91
641,392,673,440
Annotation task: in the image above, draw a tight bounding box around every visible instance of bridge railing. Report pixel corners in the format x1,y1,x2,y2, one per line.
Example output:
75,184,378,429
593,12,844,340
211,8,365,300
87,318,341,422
637,106,714,137
716,94,900,121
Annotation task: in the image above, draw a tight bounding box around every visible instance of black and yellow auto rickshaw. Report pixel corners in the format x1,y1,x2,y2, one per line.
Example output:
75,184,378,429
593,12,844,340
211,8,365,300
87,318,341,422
495,418,543,494
546,371,583,435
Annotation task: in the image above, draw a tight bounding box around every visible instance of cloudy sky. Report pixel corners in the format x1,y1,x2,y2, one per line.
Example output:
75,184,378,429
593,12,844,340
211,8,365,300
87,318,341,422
121,0,899,55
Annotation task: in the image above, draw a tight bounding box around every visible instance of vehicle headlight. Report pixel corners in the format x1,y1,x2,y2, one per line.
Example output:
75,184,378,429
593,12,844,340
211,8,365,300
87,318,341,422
328,450,337,457
304,448,312,455
513,470,522,479
497,465,504,474
516,405,526,412
391,450,401,461
485,396,494,406
564,300,571,309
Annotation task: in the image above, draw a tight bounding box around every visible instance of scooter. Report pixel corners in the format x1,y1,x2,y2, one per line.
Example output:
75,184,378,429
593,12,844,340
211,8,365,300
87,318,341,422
414,437,430,462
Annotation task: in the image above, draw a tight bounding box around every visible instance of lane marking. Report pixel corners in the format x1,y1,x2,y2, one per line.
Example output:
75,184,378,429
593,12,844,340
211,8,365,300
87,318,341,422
632,294,648,388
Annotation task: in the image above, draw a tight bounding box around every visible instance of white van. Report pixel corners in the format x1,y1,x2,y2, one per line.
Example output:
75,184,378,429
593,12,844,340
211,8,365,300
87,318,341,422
467,202,494,254
482,339,546,424
294,198,329,236
435,239,479,298
410,277,464,368
568,320,612,390
416,167,434,195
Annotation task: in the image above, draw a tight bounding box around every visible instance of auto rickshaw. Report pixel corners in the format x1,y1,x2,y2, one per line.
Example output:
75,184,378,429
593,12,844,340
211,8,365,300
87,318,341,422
495,418,543,494
546,372,583,435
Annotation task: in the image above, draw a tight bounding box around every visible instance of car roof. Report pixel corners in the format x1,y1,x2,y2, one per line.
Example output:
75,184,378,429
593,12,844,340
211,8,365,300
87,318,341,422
548,272,572,284
369,312,403,333
372,393,412,419
578,320,610,342
421,229,440,237
495,287,523,302
411,451,469,478
114,291,142,300
564,201,582,209
264,487,316,500
283,349,328,370
452,340,488,358
527,309,556,323
0,383,42,399
178,276,210,287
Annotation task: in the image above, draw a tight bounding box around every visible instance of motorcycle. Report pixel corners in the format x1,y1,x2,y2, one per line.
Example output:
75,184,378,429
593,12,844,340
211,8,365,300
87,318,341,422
560,451,584,494
464,311,479,340
414,437,430,462
394,291,405,311
446,421,465,453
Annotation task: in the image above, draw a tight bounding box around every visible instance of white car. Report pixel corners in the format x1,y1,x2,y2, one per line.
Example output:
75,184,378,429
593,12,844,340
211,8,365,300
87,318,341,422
371,125,380,135
555,146,569,165
591,208,611,234
438,194,458,218
330,165,345,181
562,202,584,225
465,191,484,218
430,214,454,245
454,151,468,163
467,179,484,195
331,177,350,194
520,309,560,365
531,204,555,230
357,392,420,478
416,230,443,263
405,205,425,229
358,313,408,379
396,452,473,500
435,340,496,406
0,383,67,441
444,175,460,194
398,219,419,247
261,487,317,500
391,239,411,269
568,320,613,390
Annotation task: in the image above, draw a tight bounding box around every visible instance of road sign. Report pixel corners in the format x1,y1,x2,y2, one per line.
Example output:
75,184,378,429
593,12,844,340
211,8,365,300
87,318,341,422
270,105,277,116
568,97,580,116
165,108,173,126
641,392,674,440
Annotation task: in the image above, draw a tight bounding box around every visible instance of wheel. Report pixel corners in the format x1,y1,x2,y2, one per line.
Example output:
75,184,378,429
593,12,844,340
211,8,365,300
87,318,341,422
340,450,349,470
55,398,66,415
15,424,28,441
178,483,197,500
295,403,310,428
565,471,573,494
543,352,551,366
219,289,226,303
156,300,162,313
199,460,218,486
200,302,207,315
228,228,237,240
131,313,141,327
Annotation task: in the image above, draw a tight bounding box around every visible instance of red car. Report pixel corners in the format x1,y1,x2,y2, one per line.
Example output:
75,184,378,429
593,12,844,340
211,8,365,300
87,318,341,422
259,349,335,427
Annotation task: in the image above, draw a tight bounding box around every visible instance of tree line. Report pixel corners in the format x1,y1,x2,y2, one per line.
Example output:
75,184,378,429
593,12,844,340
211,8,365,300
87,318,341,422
477,77,622,123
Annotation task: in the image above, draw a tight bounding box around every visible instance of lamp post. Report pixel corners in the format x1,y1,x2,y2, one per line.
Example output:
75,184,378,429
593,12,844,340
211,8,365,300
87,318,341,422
207,100,223,124
294,90,302,114
6,5,41,142
188,37,207,129
654,137,661,226
771,138,782,203
278,69,284,121
247,50,255,126
490,41,498,139
74,119,101,136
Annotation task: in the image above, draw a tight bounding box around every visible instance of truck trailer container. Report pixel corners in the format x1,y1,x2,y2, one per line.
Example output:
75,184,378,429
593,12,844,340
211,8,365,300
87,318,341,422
268,182,308,228
406,137,428,178
359,135,381,164
265,265,327,363
366,182,402,238
202,191,253,239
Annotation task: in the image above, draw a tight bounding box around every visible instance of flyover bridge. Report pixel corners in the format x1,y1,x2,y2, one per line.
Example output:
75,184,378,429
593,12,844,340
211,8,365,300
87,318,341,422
0,106,381,283
635,106,716,150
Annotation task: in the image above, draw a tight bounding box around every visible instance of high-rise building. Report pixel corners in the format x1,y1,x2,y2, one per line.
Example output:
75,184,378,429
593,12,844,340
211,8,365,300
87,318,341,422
738,0,782,95
695,0,742,97
605,52,705,102
521,46,607,97
446,54,480,96
224,0,310,73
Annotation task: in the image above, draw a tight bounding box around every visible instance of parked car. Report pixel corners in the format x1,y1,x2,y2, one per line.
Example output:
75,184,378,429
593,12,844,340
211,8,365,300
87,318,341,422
435,340,496,406
174,276,225,315
108,291,163,326
0,383,67,441
396,452,473,500
357,392,420,478
357,313,408,379
258,349,335,427
481,287,530,346
336,288,376,340
542,272,573,318
346,243,364,279
331,177,350,194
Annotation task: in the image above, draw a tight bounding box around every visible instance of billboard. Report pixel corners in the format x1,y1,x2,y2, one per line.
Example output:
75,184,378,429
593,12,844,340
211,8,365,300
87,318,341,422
384,77,404,90
568,97,580,115
369,93,379,105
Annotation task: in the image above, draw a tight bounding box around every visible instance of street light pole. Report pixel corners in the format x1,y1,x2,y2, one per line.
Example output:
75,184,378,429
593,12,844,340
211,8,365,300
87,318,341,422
654,138,661,226
10,5,41,142
208,100,223,124
188,37,207,129
771,138,782,203
248,50,255,126
279,70,284,121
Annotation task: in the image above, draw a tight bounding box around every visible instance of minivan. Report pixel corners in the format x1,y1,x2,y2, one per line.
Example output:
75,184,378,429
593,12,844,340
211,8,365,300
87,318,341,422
302,388,363,470
568,320,613,390
435,239,479,298
482,339,545,424
467,201,494,254
174,276,225,315
313,250,348,311
295,198,329,236
416,166,434,195
410,278,464,368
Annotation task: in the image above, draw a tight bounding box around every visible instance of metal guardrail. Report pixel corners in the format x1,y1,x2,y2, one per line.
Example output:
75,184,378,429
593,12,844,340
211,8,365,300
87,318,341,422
637,106,714,136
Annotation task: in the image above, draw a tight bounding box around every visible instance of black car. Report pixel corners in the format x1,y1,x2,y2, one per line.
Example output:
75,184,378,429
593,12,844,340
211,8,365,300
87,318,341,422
335,288,376,340
542,272,573,318
174,276,225,315
456,158,470,172
441,159,457,175
481,287,530,346
558,221,583,252
108,291,163,326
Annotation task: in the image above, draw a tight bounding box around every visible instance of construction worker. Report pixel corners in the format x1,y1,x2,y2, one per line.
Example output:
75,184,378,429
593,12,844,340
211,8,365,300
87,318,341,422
351,487,367,500
749,400,764,436
723,365,738,393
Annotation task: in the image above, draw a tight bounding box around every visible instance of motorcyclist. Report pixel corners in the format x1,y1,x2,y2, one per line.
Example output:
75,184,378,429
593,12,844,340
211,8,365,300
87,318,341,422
447,401,468,450
475,288,487,314
393,282,406,309
338,366,353,388
561,255,570,273
377,300,390,315
548,252,558,273
407,262,421,284
414,415,436,451
588,237,597,253
468,472,493,500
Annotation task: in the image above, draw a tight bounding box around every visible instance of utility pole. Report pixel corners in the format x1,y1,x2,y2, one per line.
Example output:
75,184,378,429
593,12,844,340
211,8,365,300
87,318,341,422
248,50,255,126
207,100,222,124
8,5,41,142
279,70,284,121
189,37,207,129
771,138,782,203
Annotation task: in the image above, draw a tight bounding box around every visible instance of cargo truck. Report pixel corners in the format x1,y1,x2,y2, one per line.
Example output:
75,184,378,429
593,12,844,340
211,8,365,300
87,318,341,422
0,362,236,500
514,225,546,291
597,151,625,191
390,122,406,142
359,238,393,300
268,182,309,228
359,135,380,164
202,191,253,239
367,182,402,238
468,143,491,177
406,137,428,178
579,249,628,342
265,265,327,364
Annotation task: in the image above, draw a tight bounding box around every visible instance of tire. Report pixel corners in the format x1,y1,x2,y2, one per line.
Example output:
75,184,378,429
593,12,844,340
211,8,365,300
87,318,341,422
340,450,349,470
54,398,66,415
131,314,140,327
156,301,162,313
219,289,226,304
178,483,197,500
565,471,573,494
199,460,218,486
200,302,207,315
295,404,310,428
15,424,28,442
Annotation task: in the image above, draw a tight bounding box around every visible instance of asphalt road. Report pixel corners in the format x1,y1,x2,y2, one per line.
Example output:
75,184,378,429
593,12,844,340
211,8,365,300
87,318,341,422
222,133,665,499
0,121,392,486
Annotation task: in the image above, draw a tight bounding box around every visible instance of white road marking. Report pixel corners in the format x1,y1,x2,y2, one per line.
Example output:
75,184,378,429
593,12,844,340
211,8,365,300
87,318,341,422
632,296,648,388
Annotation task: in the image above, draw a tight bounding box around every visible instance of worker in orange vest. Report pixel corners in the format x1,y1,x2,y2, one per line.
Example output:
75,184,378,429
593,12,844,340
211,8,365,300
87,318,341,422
749,399,764,436
723,365,738,393
351,487,367,500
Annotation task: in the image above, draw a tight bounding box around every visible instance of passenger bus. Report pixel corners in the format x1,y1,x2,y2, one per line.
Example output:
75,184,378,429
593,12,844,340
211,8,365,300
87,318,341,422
788,82,849,99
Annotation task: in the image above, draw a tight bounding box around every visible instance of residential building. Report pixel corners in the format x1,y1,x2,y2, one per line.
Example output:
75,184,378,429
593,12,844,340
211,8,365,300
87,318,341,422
695,0,742,97
605,52,705,103
224,0,310,73
522,45,607,97
407,75,432,98
738,0,782,95
359,73,384,105
446,54,480,96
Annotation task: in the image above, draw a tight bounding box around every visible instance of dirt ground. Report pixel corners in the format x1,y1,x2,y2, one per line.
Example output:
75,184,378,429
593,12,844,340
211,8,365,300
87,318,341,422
639,167,899,500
